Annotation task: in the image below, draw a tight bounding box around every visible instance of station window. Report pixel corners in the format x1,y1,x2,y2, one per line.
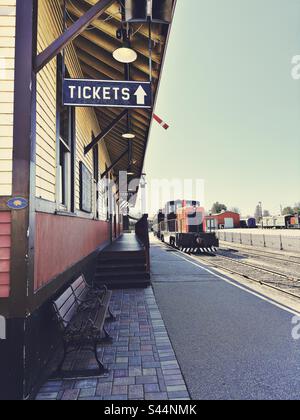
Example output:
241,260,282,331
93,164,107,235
93,142,99,219
93,141,99,183
106,164,110,221
57,55,75,212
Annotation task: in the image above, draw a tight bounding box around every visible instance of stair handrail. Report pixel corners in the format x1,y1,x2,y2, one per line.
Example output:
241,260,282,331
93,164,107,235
135,214,150,272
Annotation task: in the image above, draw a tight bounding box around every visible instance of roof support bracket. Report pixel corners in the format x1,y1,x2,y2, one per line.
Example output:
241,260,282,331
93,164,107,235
84,109,128,155
101,148,129,179
35,0,115,73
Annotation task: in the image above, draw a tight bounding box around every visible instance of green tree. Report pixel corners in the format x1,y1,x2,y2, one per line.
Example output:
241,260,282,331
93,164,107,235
294,203,300,214
282,206,294,215
211,202,227,214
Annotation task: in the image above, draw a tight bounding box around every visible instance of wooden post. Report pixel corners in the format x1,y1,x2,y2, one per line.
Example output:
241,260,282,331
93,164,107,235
0,0,38,401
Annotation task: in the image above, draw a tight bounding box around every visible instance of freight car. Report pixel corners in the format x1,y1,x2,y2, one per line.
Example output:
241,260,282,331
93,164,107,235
276,216,291,229
290,215,300,229
240,218,257,229
153,200,219,253
262,216,276,228
262,215,291,229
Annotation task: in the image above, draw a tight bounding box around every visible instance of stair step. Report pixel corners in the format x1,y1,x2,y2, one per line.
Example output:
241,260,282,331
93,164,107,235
94,275,151,290
97,264,146,273
95,271,149,280
98,259,146,267
99,251,145,262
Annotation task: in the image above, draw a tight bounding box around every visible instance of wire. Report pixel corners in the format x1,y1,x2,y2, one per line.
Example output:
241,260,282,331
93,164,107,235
65,0,164,47
132,24,144,38
67,0,121,29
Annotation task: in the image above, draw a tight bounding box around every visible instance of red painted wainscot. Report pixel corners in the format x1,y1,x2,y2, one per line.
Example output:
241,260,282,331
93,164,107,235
34,213,110,291
0,212,11,298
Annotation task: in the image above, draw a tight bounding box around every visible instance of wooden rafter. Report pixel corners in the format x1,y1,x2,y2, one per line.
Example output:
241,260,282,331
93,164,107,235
84,109,128,155
34,0,176,182
101,148,129,179
35,0,115,73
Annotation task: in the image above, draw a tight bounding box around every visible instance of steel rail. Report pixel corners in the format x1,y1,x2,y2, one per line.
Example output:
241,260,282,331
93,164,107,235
163,242,300,300
219,243,300,266
210,253,300,281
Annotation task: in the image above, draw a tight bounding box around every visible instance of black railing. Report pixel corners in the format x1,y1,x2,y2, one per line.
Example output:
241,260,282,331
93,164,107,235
135,214,150,272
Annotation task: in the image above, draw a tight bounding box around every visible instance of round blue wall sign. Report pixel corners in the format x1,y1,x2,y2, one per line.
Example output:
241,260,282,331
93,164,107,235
7,197,28,210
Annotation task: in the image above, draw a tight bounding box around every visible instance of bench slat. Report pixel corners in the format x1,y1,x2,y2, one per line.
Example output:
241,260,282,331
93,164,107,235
54,287,78,328
72,280,88,302
54,287,74,310
93,291,112,331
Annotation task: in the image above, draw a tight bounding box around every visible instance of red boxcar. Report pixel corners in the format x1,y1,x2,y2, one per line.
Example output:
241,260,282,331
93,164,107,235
206,211,240,230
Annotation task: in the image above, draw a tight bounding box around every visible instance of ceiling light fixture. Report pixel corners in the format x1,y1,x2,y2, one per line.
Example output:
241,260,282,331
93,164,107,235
113,47,137,64
122,132,136,139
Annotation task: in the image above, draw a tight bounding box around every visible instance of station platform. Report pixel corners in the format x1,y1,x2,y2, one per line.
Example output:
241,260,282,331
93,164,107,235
151,237,300,400
103,233,144,254
37,235,300,400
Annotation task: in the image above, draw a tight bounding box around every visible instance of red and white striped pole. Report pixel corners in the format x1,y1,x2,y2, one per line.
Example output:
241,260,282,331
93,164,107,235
153,113,170,130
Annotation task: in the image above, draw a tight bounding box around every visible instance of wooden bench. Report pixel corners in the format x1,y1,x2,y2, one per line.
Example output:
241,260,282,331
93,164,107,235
52,275,115,379
71,275,115,320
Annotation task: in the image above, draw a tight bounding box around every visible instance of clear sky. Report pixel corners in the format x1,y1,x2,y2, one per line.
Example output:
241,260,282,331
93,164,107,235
144,0,300,216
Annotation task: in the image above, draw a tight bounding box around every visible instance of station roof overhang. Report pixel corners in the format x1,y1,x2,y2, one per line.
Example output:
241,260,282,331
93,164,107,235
62,0,177,188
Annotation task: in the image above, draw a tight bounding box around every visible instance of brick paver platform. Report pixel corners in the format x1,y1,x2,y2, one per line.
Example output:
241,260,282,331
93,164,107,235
36,288,190,401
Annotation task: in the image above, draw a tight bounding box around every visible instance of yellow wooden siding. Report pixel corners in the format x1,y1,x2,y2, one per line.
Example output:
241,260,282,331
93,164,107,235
0,0,15,196
36,0,111,208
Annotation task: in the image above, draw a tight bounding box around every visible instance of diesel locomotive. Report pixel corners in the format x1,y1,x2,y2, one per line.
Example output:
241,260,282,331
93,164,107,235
153,200,219,253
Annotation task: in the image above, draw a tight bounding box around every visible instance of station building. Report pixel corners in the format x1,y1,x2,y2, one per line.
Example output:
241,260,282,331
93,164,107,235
206,211,241,231
0,0,175,400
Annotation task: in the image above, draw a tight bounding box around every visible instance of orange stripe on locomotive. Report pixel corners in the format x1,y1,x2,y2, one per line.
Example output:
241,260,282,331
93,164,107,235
176,206,206,234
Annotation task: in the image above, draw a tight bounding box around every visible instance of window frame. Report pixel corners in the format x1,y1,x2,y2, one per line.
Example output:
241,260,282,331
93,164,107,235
56,54,76,214
93,141,100,219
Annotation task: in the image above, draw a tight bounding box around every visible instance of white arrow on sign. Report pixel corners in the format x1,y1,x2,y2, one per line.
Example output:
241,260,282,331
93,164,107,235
134,85,147,105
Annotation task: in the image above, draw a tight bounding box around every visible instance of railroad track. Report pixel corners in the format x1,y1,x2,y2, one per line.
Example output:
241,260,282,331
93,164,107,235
164,243,300,299
212,252,300,281
219,243,300,266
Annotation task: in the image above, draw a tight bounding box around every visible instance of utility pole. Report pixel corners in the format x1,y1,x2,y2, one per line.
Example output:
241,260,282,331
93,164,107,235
259,201,264,229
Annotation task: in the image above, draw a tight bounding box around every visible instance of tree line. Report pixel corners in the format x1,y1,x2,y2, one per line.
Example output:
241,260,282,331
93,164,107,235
281,203,300,216
210,202,240,215
210,202,300,219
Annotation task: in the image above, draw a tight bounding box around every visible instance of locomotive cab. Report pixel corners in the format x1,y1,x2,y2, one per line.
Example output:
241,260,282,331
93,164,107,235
155,200,219,253
176,205,219,251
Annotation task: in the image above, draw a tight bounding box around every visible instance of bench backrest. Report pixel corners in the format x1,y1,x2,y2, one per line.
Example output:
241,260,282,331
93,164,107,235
53,286,78,330
71,275,89,302
53,275,93,330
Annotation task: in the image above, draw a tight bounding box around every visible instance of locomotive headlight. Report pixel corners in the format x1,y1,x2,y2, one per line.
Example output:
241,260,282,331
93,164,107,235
196,237,203,245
